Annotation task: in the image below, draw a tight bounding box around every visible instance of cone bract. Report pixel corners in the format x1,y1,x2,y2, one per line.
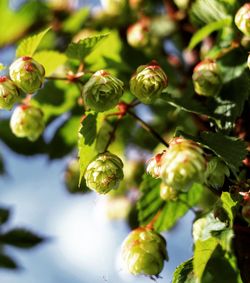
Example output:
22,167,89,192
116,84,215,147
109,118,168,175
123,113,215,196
235,4,250,36
130,62,168,104
9,56,45,94
82,70,124,112
146,152,164,178
84,152,124,194
0,76,19,110
160,138,206,191
160,183,177,201
121,227,167,276
10,105,45,141
192,60,222,96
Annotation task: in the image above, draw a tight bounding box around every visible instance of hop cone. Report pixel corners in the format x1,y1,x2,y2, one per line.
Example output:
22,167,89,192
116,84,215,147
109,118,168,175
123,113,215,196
192,59,222,96
0,76,19,110
121,227,167,276
130,61,168,104
10,105,45,141
160,183,177,201
84,152,124,194
235,4,250,36
146,152,165,178
127,21,150,49
82,70,124,112
9,56,45,94
160,138,206,191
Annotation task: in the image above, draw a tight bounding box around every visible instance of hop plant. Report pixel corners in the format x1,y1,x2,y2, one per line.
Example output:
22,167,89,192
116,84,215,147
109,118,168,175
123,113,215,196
192,59,222,96
84,151,124,194
205,157,230,189
121,227,167,276
9,56,45,94
235,3,250,36
160,138,206,191
0,76,19,110
130,61,168,104
146,152,165,178
160,183,177,201
82,70,124,112
10,105,45,141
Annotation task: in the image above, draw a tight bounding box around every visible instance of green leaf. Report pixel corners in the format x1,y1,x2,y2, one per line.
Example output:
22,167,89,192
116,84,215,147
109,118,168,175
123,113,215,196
194,237,218,279
0,208,10,225
0,63,6,72
137,175,203,232
33,51,67,76
95,119,113,153
188,18,232,49
79,113,97,146
172,258,198,283
0,253,18,269
66,33,109,61
220,192,237,227
0,228,44,249
16,27,51,57
63,7,89,33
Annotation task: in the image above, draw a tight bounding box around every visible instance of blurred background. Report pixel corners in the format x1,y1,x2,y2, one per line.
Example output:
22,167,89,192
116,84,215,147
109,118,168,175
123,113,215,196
0,0,194,282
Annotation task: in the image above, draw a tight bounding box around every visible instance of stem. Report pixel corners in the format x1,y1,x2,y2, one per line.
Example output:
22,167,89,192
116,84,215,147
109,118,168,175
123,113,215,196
146,210,162,230
45,76,69,81
103,118,122,152
127,110,169,147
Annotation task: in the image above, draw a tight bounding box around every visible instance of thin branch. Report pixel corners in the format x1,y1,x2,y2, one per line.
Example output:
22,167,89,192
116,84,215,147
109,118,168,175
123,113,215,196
104,118,122,152
127,110,169,147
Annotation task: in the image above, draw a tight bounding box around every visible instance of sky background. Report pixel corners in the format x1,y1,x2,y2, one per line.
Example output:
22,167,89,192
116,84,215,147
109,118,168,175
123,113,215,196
0,1,194,282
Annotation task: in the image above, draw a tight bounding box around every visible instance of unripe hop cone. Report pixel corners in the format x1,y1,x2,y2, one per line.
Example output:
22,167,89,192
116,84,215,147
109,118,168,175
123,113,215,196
9,56,45,94
0,76,19,110
235,4,250,36
160,138,206,191
192,60,222,96
10,105,45,141
84,152,124,194
121,227,167,276
82,70,124,112
127,21,150,49
130,61,168,104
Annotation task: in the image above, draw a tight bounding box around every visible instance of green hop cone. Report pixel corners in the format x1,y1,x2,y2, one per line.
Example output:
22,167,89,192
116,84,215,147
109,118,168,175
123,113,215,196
0,76,19,110
82,70,124,112
160,138,206,191
235,3,250,36
127,21,150,49
130,61,168,104
160,183,177,201
121,227,167,276
10,104,45,141
192,59,222,96
205,157,230,189
9,56,45,94
146,152,165,178
84,151,124,194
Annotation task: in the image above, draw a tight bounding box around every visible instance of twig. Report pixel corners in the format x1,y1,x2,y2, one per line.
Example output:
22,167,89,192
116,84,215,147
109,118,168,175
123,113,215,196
103,118,122,152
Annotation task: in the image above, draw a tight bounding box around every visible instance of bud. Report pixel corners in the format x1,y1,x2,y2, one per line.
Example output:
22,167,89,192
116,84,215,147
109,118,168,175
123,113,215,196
205,157,230,189
82,70,124,112
121,227,167,276
84,152,124,194
160,138,206,191
235,4,250,36
0,76,19,110
10,105,45,141
242,200,250,224
9,56,45,94
127,21,150,49
146,152,165,178
192,59,222,96
64,159,89,194
160,183,177,201
130,61,168,104
100,0,127,15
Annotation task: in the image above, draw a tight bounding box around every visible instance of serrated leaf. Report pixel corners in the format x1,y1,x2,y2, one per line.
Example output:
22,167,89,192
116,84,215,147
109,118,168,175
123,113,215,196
172,258,198,283
0,228,44,249
16,27,51,57
33,51,67,76
0,253,18,269
188,18,231,49
194,238,218,279
79,113,97,146
137,175,203,232
0,208,10,225
63,7,89,33
66,33,109,61
220,192,237,227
